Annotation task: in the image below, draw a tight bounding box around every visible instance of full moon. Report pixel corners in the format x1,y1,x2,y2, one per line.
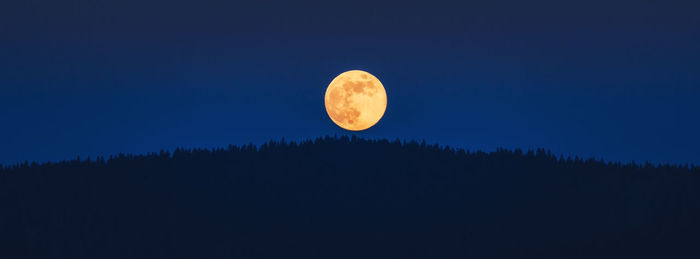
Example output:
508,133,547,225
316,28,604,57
325,70,387,131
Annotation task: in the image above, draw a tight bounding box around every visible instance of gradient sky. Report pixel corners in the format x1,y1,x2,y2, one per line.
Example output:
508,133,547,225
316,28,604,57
1,0,699,165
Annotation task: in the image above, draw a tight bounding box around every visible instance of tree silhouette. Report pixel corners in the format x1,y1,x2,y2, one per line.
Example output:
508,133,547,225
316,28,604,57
1,135,699,258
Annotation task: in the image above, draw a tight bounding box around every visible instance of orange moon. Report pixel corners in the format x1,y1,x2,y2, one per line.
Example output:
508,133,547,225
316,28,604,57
324,70,387,131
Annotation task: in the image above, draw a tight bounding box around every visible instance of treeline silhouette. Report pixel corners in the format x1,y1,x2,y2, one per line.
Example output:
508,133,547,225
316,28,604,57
1,135,699,259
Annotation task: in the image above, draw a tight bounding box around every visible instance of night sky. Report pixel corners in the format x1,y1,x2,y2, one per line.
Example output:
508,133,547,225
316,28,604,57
1,0,699,165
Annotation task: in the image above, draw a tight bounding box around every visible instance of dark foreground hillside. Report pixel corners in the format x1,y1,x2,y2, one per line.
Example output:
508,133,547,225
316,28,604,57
1,136,699,259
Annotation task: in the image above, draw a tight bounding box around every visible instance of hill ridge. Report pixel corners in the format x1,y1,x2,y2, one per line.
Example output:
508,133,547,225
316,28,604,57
2,135,697,173
2,135,699,258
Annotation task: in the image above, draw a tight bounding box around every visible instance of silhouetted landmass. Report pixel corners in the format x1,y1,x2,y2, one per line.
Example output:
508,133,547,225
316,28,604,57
1,136,699,258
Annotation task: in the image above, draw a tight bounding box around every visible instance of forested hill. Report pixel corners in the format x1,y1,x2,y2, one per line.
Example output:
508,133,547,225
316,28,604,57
1,136,699,259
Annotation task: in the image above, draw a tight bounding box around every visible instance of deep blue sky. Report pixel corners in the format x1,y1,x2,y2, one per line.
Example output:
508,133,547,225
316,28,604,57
1,0,699,165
